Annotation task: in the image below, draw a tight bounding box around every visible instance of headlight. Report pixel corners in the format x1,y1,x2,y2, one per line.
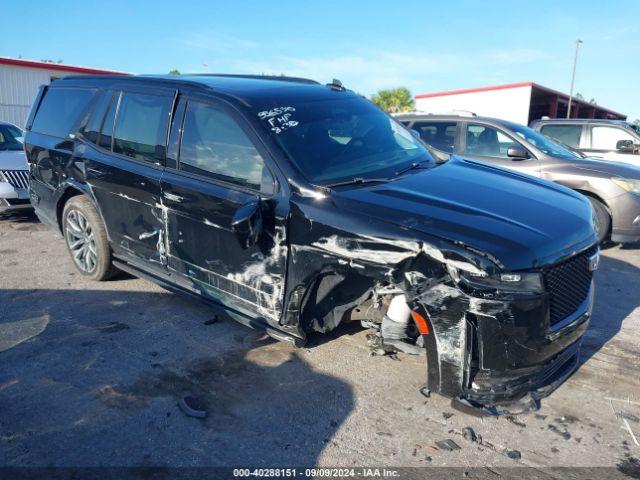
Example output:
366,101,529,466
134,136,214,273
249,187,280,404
612,178,640,194
447,265,543,295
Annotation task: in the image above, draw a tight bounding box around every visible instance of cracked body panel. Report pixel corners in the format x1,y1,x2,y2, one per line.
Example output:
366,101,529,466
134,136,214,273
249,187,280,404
25,75,600,414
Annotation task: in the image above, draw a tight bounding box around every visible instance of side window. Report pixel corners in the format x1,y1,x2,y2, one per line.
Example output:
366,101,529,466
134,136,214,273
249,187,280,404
99,93,119,150
80,91,113,144
464,124,517,158
31,88,94,138
591,126,636,150
540,125,582,148
113,92,172,164
179,101,272,191
412,121,457,153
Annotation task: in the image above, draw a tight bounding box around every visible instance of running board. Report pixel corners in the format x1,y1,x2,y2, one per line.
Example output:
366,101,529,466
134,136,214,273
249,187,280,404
112,259,306,348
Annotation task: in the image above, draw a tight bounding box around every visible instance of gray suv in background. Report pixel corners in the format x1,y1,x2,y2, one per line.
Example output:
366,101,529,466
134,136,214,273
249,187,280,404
396,114,640,244
530,119,640,168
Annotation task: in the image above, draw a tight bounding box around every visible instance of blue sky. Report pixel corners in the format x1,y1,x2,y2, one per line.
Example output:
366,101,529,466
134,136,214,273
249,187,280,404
3,0,640,120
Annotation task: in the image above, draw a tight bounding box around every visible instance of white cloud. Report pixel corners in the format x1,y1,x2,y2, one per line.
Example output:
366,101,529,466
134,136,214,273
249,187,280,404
227,48,554,96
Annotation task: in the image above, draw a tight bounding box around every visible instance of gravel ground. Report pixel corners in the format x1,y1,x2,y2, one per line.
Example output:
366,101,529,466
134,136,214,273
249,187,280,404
0,211,639,474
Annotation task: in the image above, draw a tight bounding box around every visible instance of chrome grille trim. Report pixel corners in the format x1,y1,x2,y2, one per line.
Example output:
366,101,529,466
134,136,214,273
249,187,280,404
0,170,29,189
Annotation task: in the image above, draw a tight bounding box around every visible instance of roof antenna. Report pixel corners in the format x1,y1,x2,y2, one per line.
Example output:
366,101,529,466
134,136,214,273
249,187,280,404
326,78,345,90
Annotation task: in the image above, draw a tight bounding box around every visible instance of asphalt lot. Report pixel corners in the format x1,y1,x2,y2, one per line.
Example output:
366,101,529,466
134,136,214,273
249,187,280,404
0,210,639,472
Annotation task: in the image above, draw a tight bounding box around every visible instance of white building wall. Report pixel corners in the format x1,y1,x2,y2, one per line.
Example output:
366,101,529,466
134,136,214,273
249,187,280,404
0,65,80,128
414,85,533,125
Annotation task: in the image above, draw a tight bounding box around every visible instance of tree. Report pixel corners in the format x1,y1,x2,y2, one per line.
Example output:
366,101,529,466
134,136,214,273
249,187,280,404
168,69,180,75
371,87,415,113
574,92,584,100
634,119,640,126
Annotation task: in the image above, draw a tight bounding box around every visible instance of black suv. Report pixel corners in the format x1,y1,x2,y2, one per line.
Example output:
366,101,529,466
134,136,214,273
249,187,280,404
25,75,598,414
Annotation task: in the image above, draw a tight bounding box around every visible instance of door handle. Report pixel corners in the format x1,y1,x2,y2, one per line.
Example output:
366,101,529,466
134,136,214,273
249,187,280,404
163,192,184,202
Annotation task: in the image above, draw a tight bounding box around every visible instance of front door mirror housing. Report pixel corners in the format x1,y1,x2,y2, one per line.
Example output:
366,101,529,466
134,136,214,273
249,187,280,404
616,139,635,153
231,199,263,249
507,146,530,159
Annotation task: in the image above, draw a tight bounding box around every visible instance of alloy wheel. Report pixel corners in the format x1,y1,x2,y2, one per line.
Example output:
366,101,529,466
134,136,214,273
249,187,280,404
65,209,98,273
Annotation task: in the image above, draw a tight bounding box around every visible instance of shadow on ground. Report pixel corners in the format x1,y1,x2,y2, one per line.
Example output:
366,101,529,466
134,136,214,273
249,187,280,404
579,253,640,366
0,288,354,467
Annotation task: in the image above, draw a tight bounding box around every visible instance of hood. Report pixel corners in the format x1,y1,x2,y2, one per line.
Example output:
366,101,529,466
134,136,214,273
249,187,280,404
0,150,28,171
333,157,595,271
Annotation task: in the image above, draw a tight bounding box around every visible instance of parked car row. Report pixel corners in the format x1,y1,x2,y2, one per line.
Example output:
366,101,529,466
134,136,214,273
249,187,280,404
0,121,30,214
21,74,606,416
397,113,640,244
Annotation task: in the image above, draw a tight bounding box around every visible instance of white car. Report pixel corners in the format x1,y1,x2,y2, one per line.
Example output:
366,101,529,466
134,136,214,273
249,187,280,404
0,121,31,214
531,119,640,168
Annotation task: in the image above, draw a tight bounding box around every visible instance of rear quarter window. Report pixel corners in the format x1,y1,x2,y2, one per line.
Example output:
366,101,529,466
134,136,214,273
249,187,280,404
31,88,95,138
539,124,582,148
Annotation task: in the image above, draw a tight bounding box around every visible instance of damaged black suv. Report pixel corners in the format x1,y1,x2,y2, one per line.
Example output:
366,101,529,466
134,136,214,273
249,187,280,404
24,74,599,415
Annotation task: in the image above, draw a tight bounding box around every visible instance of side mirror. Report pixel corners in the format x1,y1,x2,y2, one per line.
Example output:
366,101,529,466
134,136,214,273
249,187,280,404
616,139,635,153
231,199,263,249
507,146,530,159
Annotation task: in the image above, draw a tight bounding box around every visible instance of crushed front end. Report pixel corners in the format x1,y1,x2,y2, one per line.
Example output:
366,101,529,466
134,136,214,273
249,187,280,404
411,244,599,415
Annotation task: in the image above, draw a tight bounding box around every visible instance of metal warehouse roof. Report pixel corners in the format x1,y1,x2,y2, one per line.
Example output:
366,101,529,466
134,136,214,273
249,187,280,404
0,56,127,75
415,81,626,119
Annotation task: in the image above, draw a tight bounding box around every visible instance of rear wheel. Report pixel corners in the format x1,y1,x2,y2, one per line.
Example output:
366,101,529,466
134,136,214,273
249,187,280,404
588,197,611,244
62,195,116,281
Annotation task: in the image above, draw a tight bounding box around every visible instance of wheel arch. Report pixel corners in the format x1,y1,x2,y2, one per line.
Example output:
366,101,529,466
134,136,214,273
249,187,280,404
574,189,612,240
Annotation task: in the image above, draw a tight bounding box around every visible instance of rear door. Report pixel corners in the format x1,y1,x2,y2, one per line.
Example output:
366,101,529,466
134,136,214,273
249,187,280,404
538,123,585,152
460,122,540,177
160,94,289,324
81,85,176,267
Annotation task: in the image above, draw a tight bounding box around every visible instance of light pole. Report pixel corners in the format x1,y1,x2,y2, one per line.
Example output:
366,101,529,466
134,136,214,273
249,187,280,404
567,39,583,119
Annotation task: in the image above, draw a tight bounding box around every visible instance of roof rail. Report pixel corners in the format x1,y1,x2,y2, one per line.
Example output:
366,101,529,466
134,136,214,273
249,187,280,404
185,73,320,85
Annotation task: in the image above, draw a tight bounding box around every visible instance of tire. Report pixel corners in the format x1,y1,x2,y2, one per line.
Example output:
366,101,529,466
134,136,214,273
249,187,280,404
588,197,611,245
62,195,116,281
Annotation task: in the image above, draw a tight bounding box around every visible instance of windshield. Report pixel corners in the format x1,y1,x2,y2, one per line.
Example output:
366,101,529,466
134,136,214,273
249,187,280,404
630,123,640,136
0,124,24,151
253,96,435,186
507,123,581,160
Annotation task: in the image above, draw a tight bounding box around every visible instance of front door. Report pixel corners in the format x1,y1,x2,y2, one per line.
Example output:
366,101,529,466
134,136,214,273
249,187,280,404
583,125,640,167
160,96,288,325
460,122,540,177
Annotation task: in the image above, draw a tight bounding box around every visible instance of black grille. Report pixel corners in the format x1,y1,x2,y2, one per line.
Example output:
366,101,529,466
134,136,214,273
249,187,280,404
1,170,29,189
544,245,597,326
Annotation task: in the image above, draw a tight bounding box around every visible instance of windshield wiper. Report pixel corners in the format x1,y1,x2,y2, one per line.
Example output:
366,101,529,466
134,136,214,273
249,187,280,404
394,161,431,176
324,177,391,189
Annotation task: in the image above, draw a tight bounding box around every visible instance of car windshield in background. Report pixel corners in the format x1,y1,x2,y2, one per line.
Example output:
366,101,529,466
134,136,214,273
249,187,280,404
253,96,434,186
0,124,24,151
507,123,581,160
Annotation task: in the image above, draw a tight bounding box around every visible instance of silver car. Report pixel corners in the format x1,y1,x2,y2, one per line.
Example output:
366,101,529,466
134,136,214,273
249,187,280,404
0,122,31,214
397,114,640,244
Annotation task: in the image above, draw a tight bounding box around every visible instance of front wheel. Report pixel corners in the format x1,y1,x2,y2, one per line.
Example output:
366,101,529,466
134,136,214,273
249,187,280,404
588,197,611,244
62,195,116,281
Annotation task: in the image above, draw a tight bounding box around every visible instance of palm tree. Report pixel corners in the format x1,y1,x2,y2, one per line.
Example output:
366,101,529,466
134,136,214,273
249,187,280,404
371,87,415,113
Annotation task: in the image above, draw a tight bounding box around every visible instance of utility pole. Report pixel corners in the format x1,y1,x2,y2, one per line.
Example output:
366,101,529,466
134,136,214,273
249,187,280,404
567,39,583,119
